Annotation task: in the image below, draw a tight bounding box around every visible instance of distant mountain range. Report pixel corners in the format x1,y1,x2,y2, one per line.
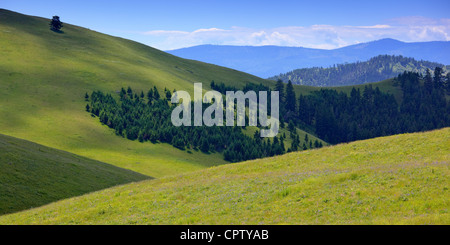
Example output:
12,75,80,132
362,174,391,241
270,55,449,87
166,39,450,78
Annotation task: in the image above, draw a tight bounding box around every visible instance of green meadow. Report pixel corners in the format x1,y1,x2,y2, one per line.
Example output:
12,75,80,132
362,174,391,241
0,128,448,224
0,9,446,225
0,9,271,177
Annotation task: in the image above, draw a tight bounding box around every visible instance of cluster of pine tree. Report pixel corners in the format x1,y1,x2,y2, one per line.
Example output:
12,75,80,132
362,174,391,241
278,69,449,144
85,86,321,163
210,81,238,94
86,67,447,162
210,81,274,114
210,80,272,95
286,120,323,152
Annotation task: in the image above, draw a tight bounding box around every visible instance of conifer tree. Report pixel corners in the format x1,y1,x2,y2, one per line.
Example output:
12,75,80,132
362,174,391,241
433,67,443,89
285,80,296,114
49,16,63,32
424,69,433,92
153,86,160,100
147,88,154,104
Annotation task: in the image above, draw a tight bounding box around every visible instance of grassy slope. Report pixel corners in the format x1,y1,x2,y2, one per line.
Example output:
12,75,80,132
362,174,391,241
0,9,402,178
0,133,149,215
1,128,448,225
0,9,276,177
243,126,328,149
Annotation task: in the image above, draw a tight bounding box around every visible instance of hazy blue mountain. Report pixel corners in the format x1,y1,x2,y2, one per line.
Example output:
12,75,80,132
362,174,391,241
166,39,450,78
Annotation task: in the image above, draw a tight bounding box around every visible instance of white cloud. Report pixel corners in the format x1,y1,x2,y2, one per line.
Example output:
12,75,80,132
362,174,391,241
138,17,450,50
356,25,391,29
193,28,226,33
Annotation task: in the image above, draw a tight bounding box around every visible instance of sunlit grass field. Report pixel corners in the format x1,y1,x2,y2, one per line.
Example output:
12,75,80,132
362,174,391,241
1,128,447,224
0,9,273,177
1,9,433,225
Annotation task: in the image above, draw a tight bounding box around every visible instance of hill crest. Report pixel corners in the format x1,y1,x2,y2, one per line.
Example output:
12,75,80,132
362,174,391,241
270,54,449,86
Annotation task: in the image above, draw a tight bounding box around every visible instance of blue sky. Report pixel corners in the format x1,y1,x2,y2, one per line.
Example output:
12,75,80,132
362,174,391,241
2,0,450,50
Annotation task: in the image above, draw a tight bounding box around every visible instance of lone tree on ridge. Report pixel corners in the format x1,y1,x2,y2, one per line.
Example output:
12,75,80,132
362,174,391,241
49,16,63,32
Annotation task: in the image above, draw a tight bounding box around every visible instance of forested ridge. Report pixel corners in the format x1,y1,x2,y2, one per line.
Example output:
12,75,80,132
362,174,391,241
213,68,449,145
270,55,449,87
86,68,449,162
282,69,449,144
86,86,322,163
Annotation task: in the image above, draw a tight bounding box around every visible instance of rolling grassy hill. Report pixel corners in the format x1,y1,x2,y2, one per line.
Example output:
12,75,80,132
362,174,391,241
1,128,448,225
0,9,281,177
3,9,386,178
0,133,149,215
0,9,405,179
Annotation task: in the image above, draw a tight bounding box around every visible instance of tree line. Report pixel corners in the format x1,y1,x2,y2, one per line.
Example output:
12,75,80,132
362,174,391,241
213,67,449,145
86,67,448,162
271,68,449,144
85,86,322,163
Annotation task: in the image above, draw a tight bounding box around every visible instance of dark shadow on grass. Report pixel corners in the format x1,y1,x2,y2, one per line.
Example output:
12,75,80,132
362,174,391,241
50,29,64,34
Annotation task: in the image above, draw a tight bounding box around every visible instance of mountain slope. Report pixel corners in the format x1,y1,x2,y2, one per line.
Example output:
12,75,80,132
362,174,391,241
0,9,281,177
0,9,409,178
270,55,449,86
1,128,448,224
0,133,150,215
167,39,450,78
